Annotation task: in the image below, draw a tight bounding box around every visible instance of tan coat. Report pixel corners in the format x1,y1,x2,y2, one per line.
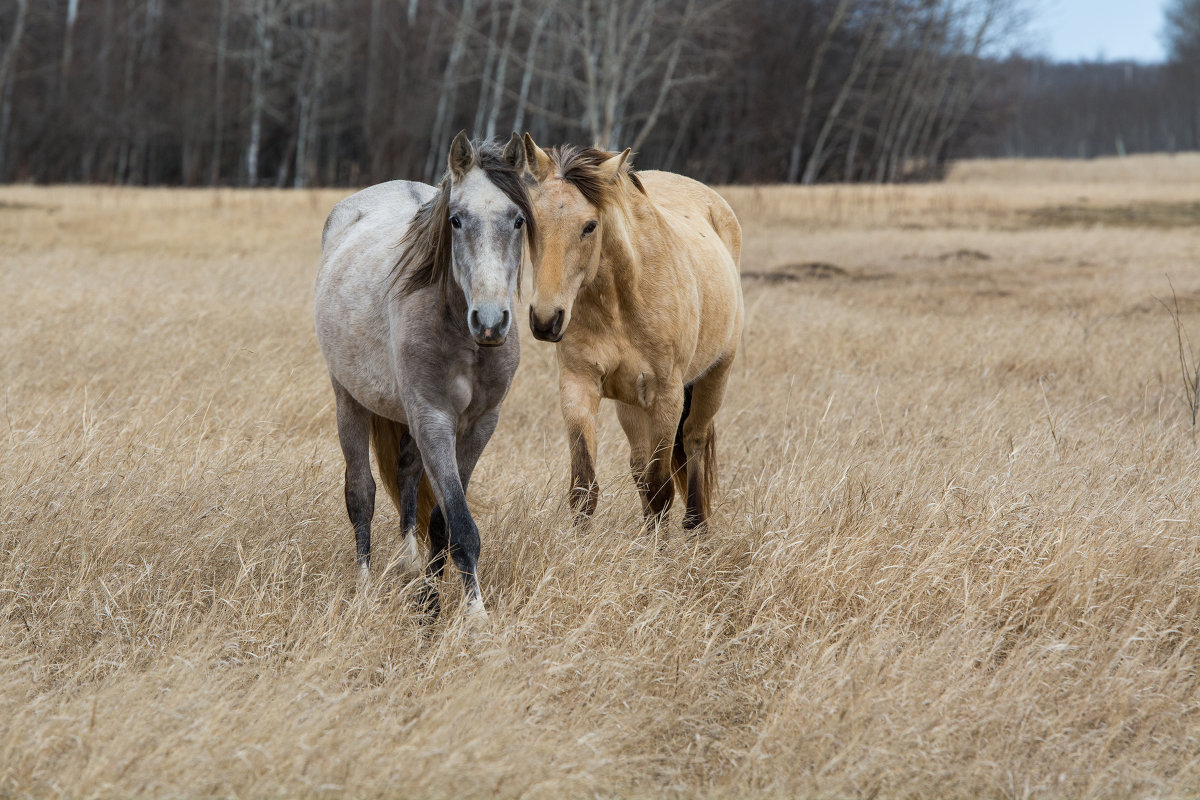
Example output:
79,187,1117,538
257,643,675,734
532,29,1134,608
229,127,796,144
524,137,743,526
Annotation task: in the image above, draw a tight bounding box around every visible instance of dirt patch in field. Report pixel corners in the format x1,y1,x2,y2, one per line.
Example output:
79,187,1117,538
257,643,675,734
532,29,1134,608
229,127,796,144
1124,291,1200,316
742,261,851,283
1025,201,1200,228
939,248,992,261
0,200,54,212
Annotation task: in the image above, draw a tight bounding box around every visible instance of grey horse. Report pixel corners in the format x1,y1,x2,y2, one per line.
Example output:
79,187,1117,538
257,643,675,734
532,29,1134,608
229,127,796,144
314,132,535,623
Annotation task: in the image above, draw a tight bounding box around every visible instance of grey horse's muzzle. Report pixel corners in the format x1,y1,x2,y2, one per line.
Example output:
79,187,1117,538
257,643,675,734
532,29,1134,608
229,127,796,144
469,305,511,346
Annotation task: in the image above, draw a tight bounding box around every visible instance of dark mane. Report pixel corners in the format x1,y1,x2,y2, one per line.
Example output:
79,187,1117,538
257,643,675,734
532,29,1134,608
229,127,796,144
546,145,646,210
391,139,538,297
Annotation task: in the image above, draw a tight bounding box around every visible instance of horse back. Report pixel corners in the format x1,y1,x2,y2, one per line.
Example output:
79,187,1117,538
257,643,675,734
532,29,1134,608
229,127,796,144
635,170,741,271
321,180,435,253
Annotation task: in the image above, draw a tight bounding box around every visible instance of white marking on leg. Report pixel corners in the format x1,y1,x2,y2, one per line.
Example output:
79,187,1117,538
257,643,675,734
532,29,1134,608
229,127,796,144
464,581,489,628
398,532,425,577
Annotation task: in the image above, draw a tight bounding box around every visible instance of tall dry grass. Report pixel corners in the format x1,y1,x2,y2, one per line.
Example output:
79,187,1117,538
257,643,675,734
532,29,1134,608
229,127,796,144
2,156,1200,798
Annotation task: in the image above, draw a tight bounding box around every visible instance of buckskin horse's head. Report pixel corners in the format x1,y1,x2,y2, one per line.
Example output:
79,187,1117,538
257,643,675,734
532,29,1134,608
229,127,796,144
521,134,633,343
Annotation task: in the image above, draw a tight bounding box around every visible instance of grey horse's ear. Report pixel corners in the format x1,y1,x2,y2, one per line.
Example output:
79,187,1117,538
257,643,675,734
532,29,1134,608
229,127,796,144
448,130,475,180
502,132,527,172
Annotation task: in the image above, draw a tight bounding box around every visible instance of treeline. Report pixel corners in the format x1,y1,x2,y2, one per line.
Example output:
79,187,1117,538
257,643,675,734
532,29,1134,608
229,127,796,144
0,0,1025,187
965,58,1200,159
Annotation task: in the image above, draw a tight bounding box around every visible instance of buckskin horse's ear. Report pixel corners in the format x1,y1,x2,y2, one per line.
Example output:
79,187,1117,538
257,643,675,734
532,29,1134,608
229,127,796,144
523,132,553,181
599,148,631,182
448,130,474,180
502,132,527,172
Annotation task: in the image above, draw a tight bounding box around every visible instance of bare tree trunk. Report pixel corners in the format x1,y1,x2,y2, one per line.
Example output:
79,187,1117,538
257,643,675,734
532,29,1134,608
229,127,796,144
663,99,699,172
843,16,887,182
512,1,552,134
210,0,230,184
884,6,950,181
628,6,686,151
0,0,28,177
294,29,316,188
246,0,273,188
872,6,939,182
577,0,601,143
60,0,81,105
424,0,476,181
295,23,328,188
803,3,890,184
363,0,382,159
786,0,850,183
484,0,522,139
473,0,502,135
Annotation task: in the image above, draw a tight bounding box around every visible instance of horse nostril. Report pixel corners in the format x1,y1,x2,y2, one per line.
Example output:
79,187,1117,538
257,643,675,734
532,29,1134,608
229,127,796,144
552,308,564,335
500,309,510,330
470,309,482,331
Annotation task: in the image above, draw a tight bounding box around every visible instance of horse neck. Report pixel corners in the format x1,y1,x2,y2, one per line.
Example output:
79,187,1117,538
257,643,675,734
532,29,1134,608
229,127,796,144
593,185,660,299
429,277,472,340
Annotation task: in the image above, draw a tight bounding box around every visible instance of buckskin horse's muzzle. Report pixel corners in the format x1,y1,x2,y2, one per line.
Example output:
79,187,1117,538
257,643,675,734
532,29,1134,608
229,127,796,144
529,307,565,342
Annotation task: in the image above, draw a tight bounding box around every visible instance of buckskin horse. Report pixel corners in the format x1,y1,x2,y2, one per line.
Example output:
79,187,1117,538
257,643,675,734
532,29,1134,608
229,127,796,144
521,134,743,530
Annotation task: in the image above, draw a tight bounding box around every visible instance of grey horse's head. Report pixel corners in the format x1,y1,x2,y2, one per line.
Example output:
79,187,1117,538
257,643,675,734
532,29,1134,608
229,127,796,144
393,132,537,347
446,132,536,345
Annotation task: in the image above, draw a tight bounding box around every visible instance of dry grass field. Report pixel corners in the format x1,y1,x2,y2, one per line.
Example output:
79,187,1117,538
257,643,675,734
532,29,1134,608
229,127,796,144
3,153,1200,798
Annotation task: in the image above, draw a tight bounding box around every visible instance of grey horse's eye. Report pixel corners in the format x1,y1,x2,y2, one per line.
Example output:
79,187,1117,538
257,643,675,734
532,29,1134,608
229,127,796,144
582,220,598,236
450,215,462,229
514,215,525,230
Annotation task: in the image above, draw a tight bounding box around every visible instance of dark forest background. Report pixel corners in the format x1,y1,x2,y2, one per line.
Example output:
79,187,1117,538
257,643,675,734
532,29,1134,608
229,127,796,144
0,0,1197,187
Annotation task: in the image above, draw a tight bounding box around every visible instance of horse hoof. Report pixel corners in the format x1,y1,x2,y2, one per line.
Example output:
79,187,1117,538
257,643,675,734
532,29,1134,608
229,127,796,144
464,597,490,630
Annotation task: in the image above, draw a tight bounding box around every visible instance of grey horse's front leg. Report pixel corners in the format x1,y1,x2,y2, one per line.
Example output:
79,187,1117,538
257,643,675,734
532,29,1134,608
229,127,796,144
414,410,500,623
331,379,375,581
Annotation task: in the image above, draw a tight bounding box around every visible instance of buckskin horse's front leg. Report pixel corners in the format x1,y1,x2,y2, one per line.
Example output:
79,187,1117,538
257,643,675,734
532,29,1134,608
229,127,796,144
559,369,601,519
642,380,686,525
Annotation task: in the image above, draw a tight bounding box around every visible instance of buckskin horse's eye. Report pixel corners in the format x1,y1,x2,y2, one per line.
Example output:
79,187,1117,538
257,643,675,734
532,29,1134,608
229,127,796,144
582,220,598,236
514,215,525,230
450,215,462,229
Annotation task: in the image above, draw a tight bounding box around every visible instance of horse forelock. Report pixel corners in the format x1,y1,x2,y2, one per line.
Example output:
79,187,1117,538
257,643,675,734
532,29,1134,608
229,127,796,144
476,142,539,273
392,138,537,298
546,145,645,213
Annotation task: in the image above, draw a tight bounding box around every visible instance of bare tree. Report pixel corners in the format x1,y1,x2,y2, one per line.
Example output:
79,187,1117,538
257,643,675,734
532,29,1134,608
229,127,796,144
787,0,851,183
0,0,28,177
423,0,476,181
0,0,1038,186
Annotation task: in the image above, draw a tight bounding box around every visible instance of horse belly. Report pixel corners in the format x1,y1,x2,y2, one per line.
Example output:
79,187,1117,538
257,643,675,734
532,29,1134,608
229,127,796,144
684,245,742,382
324,330,408,421
315,279,407,422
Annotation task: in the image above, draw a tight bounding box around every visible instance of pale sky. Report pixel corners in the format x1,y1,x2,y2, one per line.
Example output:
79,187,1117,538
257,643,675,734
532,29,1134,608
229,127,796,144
1035,0,1169,62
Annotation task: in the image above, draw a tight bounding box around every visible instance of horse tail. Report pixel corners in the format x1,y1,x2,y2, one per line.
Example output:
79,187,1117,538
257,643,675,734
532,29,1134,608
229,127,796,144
370,414,404,513
701,423,717,519
671,383,692,500
369,414,432,551
672,382,717,520
416,472,435,538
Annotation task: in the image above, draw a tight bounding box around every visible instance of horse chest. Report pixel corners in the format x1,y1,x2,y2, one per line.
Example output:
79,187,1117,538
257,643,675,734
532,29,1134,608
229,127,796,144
601,360,657,409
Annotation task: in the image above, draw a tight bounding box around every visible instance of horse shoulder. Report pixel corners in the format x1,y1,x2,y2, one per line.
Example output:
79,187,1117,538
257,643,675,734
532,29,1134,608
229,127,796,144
316,181,437,421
